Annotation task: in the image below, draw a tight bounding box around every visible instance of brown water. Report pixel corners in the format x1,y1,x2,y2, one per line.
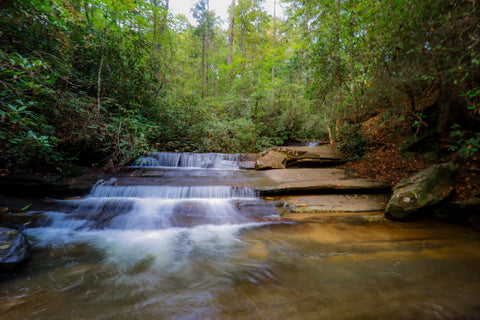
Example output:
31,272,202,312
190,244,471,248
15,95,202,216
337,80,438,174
2,220,479,319
1,153,479,320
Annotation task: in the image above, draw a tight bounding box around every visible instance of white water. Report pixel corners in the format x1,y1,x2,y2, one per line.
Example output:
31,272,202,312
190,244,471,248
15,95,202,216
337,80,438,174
25,172,278,271
131,152,241,170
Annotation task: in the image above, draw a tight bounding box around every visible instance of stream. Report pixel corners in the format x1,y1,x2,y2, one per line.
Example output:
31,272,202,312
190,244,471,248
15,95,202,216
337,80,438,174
1,152,480,319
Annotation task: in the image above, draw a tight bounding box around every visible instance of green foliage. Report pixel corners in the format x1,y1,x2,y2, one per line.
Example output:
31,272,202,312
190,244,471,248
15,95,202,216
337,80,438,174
0,50,63,164
0,0,171,169
3,0,476,172
448,124,480,159
336,124,370,160
462,88,480,117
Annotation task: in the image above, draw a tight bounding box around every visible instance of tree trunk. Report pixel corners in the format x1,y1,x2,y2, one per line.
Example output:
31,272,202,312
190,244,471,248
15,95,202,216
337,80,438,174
97,26,107,115
436,85,452,136
271,0,276,81
323,100,334,144
159,0,169,37
153,0,169,51
227,0,235,67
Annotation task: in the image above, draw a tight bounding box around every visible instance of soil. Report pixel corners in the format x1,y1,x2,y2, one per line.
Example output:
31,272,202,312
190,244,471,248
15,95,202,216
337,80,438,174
341,115,480,202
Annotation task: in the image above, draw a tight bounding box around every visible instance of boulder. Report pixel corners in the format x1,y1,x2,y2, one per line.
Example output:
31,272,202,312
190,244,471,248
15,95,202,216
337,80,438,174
0,227,31,273
268,146,345,167
385,162,457,220
238,161,256,169
255,151,287,170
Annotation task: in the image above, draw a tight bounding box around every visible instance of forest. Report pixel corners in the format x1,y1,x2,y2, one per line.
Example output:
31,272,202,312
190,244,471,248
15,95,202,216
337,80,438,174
0,0,479,173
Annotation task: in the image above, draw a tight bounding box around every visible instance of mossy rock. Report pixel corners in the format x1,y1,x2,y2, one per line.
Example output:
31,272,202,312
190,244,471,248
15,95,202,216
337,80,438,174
385,162,456,220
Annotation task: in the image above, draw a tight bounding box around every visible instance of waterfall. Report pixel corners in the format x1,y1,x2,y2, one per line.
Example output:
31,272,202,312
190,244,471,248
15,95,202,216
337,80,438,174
131,152,242,170
89,185,257,199
25,151,280,281
47,182,261,231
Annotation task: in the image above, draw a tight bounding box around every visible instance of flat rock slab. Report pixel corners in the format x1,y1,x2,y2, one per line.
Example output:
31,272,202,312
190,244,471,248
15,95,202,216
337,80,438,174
267,146,345,167
257,168,391,195
281,194,390,213
272,145,344,158
281,211,389,224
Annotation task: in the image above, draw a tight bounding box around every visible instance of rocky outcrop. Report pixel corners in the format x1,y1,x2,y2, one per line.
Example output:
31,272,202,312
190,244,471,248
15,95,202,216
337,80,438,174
283,194,390,213
385,162,457,220
257,168,391,196
0,227,31,273
255,145,345,169
0,167,104,197
255,150,287,169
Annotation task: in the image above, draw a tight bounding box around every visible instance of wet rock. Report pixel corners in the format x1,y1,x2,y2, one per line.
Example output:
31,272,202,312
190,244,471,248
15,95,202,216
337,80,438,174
385,162,457,220
283,194,390,213
0,167,106,198
239,161,256,169
255,145,345,170
0,227,31,273
268,146,345,167
255,151,287,170
257,168,391,196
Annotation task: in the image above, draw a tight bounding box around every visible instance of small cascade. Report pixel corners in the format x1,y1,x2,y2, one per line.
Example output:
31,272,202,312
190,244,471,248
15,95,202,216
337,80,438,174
48,181,264,231
131,152,241,170
22,150,282,312
89,184,257,199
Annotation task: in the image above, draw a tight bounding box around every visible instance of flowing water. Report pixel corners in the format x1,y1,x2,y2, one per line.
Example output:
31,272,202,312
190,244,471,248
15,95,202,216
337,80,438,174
1,152,480,320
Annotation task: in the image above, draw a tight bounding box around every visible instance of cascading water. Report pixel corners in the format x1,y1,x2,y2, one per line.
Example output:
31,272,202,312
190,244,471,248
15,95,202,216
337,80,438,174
25,155,280,275
131,151,242,170
54,182,261,230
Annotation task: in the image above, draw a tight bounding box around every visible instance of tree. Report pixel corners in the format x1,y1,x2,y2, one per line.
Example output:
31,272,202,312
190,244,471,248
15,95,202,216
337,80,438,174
193,0,217,98
227,0,236,68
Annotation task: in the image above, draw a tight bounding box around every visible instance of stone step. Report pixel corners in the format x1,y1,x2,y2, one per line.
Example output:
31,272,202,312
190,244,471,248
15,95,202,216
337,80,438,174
255,145,346,169
279,194,390,213
255,168,391,196
280,211,389,225
269,194,390,224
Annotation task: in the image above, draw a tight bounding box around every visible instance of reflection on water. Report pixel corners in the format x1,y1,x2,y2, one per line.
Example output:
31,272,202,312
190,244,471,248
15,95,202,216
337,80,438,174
1,220,479,319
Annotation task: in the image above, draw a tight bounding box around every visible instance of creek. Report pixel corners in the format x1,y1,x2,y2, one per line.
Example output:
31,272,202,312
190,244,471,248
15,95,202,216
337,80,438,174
1,152,480,319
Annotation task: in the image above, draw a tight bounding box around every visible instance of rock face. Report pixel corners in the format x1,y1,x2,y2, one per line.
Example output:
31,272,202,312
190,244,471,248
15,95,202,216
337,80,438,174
0,227,31,273
238,160,256,169
256,146,345,168
385,162,457,220
257,168,391,195
255,151,287,169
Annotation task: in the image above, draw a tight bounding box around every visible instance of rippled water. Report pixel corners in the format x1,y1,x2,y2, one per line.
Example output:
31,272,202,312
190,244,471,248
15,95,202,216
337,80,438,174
1,153,479,320
2,220,480,319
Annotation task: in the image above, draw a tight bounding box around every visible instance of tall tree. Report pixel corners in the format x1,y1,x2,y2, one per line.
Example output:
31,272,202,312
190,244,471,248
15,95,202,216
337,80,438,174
193,0,216,98
227,0,236,68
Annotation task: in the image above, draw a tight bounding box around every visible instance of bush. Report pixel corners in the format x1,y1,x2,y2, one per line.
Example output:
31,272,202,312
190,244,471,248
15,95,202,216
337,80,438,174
337,123,370,160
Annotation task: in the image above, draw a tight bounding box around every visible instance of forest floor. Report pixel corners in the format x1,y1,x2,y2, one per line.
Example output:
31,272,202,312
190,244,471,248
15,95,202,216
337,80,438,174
342,115,480,202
